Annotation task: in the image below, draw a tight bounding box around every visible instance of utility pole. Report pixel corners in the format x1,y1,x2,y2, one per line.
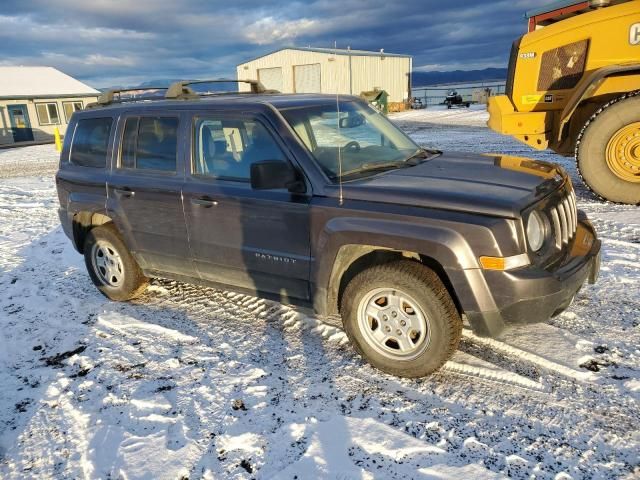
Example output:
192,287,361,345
348,45,353,95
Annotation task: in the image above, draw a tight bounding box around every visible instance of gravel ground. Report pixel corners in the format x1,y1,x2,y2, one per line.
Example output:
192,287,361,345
0,144,59,179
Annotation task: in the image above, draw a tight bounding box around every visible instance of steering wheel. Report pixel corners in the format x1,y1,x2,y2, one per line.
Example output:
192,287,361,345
344,141,361,152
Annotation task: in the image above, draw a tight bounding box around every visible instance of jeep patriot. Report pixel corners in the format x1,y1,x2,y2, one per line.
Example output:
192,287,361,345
55,80,601,377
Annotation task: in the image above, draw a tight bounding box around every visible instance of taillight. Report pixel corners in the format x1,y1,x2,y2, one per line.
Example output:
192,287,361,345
537,39,589,91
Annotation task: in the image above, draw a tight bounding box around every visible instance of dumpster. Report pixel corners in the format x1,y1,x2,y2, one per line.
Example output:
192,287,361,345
360,89,388,114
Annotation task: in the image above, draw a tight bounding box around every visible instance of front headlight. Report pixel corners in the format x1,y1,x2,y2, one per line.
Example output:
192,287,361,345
526,211,545,252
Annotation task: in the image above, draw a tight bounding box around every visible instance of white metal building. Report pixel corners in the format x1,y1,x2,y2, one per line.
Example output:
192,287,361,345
236,47,412,104
0,66,99,146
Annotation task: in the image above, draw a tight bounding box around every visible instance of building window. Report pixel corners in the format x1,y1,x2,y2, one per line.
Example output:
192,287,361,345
35,102,60,125
62,101,84,123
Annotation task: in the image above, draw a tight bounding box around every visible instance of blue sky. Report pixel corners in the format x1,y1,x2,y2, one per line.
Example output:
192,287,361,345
0,0,545,87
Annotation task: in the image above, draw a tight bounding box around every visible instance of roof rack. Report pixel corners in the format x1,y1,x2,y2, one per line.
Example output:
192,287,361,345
164,79,270,99
87,79,276,108
92,87,168,107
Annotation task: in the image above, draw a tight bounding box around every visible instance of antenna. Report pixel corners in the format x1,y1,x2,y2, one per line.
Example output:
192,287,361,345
335,40,344,206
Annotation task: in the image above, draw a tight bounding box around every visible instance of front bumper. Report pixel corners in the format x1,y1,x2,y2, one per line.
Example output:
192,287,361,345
463,217,601,337
487,95,551,151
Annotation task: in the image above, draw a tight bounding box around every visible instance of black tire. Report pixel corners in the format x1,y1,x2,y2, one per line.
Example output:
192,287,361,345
83,223,148,301
340,260,462,378
576,92,640,205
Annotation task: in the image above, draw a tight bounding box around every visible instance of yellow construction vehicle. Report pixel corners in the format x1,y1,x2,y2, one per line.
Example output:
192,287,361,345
488,0,640,204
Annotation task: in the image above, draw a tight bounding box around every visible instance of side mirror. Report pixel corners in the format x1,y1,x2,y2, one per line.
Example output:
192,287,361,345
250,160,305,193
339,113,365,129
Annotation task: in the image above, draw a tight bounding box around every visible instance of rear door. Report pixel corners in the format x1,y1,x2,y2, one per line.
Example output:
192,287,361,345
56,115,114,245
107,112,195,277
182,110,312,301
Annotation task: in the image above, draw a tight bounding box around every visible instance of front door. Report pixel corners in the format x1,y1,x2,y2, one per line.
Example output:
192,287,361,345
106,113,195,277
182,112,312,301
7,105,34,142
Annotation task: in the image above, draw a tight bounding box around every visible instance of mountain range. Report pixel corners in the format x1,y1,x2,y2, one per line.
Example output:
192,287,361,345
411,68,507,87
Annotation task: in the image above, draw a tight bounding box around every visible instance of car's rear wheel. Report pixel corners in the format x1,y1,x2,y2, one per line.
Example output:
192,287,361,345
340,260,462,378
84,223,148,301
576,93,640,205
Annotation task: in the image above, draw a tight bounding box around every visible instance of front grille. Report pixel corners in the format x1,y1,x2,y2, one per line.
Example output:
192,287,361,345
549,188,577,249
537,39,588,91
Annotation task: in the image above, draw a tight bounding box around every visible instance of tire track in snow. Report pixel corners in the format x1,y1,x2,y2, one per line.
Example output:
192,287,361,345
140,280,547,393
462,329,594,383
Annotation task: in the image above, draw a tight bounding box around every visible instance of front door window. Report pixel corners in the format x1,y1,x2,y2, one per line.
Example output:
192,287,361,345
193,117,287,180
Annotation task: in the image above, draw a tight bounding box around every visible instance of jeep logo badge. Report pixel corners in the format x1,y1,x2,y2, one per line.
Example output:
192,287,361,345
631,23,640,45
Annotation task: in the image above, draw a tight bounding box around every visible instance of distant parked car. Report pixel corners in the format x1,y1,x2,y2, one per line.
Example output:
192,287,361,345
56,80,601,378
410,97,426,109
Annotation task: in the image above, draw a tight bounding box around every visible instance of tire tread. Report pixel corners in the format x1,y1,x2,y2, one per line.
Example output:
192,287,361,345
575,90,640,204
340,260,462,377
84,223,148,301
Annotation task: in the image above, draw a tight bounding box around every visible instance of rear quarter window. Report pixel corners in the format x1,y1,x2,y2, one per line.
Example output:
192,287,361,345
69,117,113,168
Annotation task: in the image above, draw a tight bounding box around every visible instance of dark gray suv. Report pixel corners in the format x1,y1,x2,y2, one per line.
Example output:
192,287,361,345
55,80,601,378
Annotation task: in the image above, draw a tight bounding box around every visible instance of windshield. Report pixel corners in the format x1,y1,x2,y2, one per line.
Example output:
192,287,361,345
280,100,424,181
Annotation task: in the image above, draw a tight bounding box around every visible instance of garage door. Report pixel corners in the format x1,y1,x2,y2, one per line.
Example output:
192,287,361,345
258,67,283,92
294,63,321,93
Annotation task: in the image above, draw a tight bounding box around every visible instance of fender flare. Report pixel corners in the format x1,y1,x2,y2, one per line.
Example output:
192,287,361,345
558,63,640,142
312,217,479,316
66,193,112,252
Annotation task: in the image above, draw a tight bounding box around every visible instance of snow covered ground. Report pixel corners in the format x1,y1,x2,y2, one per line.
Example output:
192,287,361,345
0,106,639,479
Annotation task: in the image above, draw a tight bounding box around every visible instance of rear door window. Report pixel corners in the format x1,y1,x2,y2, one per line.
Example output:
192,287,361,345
69,117,113,168
119,116,179,172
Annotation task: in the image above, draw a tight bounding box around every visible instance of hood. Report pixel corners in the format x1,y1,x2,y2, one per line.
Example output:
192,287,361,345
338,152,566,218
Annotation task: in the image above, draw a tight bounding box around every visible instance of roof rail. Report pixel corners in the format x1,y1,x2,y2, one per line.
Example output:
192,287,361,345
93,87,168,106
165,79,269,99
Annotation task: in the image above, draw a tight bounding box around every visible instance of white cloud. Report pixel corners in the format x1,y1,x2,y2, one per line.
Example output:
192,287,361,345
0,15,154,42
244,17,320,45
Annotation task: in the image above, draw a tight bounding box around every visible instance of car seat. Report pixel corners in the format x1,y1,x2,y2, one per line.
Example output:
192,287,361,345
238,126,284,179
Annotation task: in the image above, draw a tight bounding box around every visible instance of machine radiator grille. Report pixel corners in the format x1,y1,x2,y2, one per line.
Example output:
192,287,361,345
537,39,588,91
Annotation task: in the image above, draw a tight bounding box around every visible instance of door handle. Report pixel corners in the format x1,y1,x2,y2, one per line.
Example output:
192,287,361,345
190,197,218,208
114,188,135,199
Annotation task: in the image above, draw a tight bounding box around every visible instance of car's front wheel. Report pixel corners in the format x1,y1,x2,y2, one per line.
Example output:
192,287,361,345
83,223,148,301
340,260,462,378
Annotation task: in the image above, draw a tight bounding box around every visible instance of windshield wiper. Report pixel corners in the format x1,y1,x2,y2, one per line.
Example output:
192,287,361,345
336,149,439,180
340,160,409,178
405,148,440,165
